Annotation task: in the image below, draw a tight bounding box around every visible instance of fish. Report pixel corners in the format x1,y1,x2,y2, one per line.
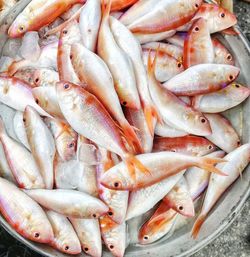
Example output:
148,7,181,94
101,151,226,190
153,136,216,156
162,63,240,96
70,218,102,257
79,0,101,52
57,20,81,84
46,210,81,254
24,188,109,219
154,122,188,138
192,143,250,238
97,0,141,110
147,53,211,136
110,17,159,135
134,30,176,44
0,117,45,189
212,38,234,65
23,106,56,189
100,215,127,257
183,18,214,68
56,81,149,179
32,87,64,119
192,83,250,113
44,118,77,162
70,43,141,153
143,48,184,83
204,113,240,153
8,0,85,38
12,111,30,149
0,76,51,117
96,147,129,224
163,177,194,217
127,0,202,33
0,178,53,243
111,0,138,11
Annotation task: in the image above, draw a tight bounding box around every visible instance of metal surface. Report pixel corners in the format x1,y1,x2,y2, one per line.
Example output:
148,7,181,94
0,27,249,257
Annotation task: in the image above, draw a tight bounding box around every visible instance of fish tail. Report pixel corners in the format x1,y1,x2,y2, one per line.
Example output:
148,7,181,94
125,154,151,180
196,157,228,176
143,104,162,136
122,122,143,154
191,214,206,239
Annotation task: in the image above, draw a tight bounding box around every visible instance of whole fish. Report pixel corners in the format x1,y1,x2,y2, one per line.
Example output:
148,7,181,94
96,147,129,224
183,18,214,68
162,64,240,96
111,0,138,11
97,1,141,110
204,113,240,153
57,21,81,84
44,118,77,162
134,30,176,44
154,122,188,138
24,189,108,219
8,0,85,38
110,17,159,135
126,171,185,220
147,53,211,136
128,0,202,33
32,87,64,119
46,210,81,254
70,218,102,257
70,43,141,152
56,81,149,179
101,151,225,190
153,136,216,156
0,178,53,243
0,76,51,117
143,49,184,82
192,144,250,238
192,83,250,113
100,215,127,257
79,0,101,52
212,38,234,65
13,111,30,149
163,177,194,217
0,117,45,189
23,106,56,189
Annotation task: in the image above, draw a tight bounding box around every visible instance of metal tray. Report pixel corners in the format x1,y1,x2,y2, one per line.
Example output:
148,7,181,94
0,26,249,257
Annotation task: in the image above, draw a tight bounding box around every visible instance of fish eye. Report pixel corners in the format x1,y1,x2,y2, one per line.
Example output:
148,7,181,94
220,12,225,18
23,118,26,123
178,205,184,211
18,25,25,32
143,235,149,241
63,83,70,90
195,3,199,8
177,62,182,68
84,247,89,252
64,245,69,251
113,182,120,188
200,117,207,124
237,141,241,146
63,30,68,34
227,54,232,60
122,101,127,106
68,142,75,148
235,84,240,88
109,244,114,250
208,145,213,150
92,213,97,218
194,26,200,32
34,77,40,83
228,75,234,81
34,232,40,238
35,98,39,104
108,211,113,216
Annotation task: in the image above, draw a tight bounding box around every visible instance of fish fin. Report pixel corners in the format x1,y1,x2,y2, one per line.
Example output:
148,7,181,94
191,214,206,239
144,105,162,136
222,27,239,36
196,157,227,176
122,122,143,154
147,49,158,78
101,0,111,20
125,154,151,180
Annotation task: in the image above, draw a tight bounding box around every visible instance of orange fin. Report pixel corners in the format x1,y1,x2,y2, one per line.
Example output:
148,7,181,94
191,214,206,239
196,157,228,176
144,105,162,136
101,0,111,20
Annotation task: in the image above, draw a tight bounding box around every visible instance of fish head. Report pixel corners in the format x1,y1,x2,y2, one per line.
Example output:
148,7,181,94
59,20,81,45
230,83,250,100
8,14,31,38
23,105,37,129
55,238,81,255
57,132,77,161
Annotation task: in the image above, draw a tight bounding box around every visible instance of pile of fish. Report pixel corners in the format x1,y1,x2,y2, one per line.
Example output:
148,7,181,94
0,0,249,256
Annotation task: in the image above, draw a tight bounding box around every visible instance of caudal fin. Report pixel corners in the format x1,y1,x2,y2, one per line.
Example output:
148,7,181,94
143,104,162,136
124,154,151,181
196,157,227,176
191,214,206,239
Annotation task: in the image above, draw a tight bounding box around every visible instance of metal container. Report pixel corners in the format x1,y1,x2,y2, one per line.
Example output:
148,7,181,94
0,27,249,257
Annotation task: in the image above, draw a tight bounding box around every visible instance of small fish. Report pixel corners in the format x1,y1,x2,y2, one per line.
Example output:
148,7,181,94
204,113,240,153
163,63,240,96
8,0,85,38
0,178,53,243
70,218,102,257
46,210,81,254
192,144,250,238
153,136,216,156
192,83,250,113
24,188,109,219
212,38,234,65
0,117,45,189
23,106,56,189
